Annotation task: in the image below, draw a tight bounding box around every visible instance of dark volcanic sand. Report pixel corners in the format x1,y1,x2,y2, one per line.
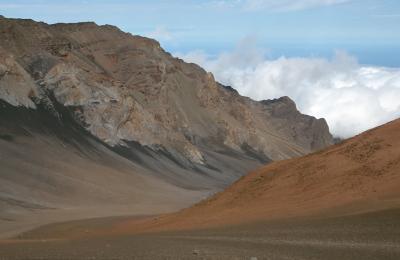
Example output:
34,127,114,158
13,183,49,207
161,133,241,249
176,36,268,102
1,208,399,260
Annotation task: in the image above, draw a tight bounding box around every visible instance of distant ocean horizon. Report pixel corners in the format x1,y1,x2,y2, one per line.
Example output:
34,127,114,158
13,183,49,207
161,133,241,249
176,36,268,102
166,42,400,68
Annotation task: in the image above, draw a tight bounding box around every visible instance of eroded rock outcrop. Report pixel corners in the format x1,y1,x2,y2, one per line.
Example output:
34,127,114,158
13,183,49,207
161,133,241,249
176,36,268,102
0,16,334,166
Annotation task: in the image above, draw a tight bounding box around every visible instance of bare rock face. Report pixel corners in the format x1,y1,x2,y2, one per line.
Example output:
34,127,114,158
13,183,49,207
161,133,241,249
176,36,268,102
0,16,334,166
0,48,38,108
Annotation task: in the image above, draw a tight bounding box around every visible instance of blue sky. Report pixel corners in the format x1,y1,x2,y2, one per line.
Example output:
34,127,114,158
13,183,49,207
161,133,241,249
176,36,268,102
0,0,399,66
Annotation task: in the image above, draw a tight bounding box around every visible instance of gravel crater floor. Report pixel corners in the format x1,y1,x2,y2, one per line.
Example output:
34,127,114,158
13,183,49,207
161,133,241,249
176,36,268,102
1,208,400,260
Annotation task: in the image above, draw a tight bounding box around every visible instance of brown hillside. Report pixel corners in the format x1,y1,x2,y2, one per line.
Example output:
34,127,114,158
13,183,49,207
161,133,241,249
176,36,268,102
114,118,400,234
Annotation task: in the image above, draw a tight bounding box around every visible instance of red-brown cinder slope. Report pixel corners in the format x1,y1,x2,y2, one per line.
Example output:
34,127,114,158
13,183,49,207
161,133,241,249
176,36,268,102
115,118,400,233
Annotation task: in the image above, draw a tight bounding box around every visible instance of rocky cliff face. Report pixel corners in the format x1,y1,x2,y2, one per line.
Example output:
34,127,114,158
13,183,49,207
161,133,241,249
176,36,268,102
0,16,333,168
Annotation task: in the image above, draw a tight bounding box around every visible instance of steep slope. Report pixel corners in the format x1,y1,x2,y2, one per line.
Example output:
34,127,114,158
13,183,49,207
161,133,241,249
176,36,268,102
115,118,400,232
8,119,399,260
0,99,207,237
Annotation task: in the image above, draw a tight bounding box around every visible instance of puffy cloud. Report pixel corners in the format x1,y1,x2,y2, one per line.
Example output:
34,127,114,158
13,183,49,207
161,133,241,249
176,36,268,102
175,40,400,138
246,0,350,11
209,0,351,12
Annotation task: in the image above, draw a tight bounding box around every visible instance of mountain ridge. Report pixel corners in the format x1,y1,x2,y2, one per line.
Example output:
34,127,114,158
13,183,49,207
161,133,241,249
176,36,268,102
0,16,333,164
0,16,333,236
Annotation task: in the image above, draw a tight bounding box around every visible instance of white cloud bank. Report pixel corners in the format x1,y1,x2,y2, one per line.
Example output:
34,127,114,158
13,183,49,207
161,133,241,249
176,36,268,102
175,40,400,138
146,26,173,42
